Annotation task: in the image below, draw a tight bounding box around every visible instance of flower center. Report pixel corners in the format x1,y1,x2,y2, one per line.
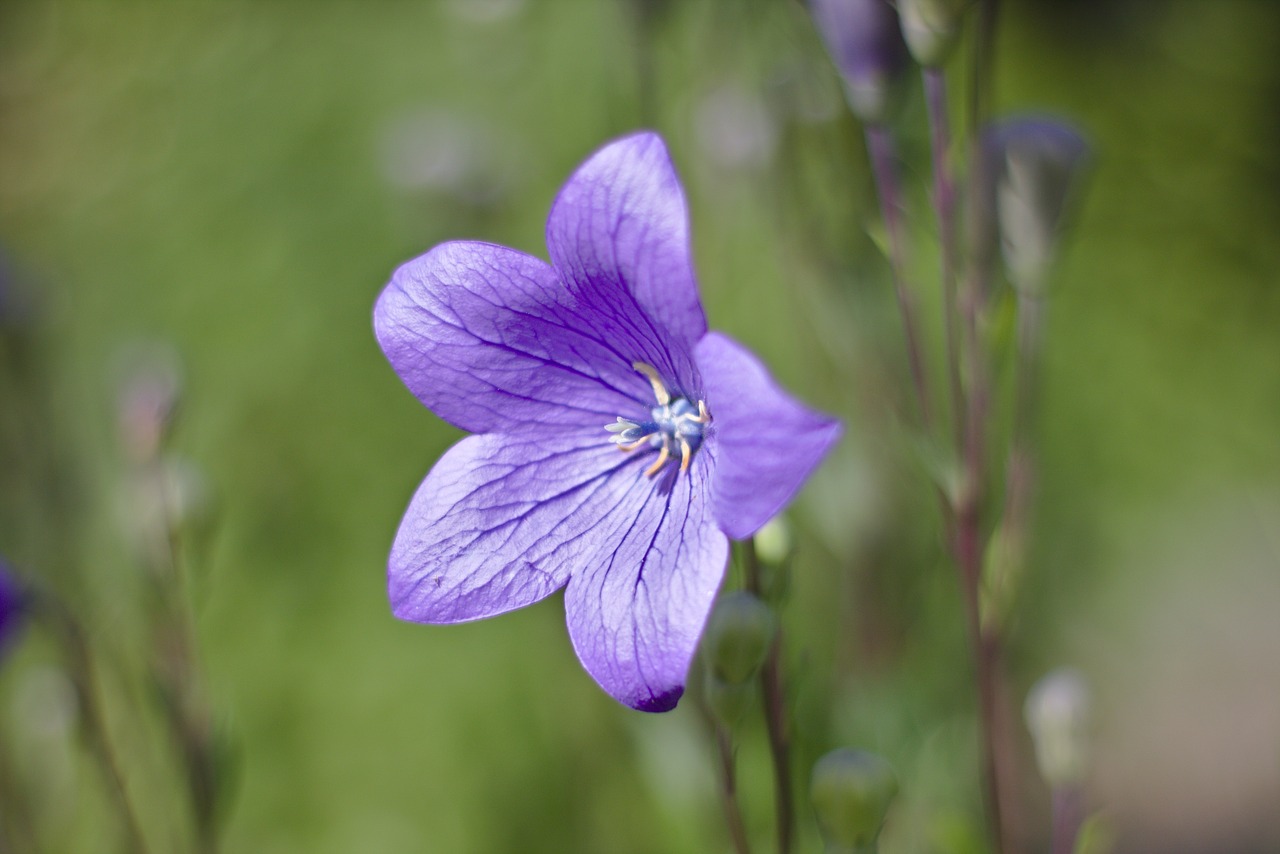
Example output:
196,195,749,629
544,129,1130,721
605,362,711,477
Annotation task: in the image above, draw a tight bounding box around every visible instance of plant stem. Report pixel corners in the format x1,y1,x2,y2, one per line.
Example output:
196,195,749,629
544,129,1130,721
993,293,1045,612
954,1,1019,850
924,67,965,447
953,494,1006,854
713,724,754,854
44,600,150,854
970,0,1001,135
150,465,220,854
630,0,658,127
865,125,933,432
951,168,1020,854
1051,785,1083,854
742,539,794,854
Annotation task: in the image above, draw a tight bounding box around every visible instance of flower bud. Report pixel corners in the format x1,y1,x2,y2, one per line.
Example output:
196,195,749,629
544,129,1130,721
753,517,794,603
754,517,794,567
1024,667,1091,788
809,0,911,125
701,591,776,685
116,343,182,464
898,0,964,67
703,673,756,727
0,559,26,658
810,748,899,851
988,118,1090,293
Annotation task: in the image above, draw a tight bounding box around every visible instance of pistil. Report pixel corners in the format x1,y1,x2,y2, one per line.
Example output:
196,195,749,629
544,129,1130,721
605,363,710,477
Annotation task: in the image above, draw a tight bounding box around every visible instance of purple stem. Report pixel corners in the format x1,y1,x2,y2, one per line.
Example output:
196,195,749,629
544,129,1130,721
924,67,965,445
865,124,934,432
1051,786,1083,854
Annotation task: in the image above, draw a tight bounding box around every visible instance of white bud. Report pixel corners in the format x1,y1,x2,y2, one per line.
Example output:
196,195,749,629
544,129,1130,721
1025,667,1091,787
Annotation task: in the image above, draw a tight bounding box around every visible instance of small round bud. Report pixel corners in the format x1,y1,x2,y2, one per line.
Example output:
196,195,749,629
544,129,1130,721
809,0,911,125
701,591,776,685
754,517,794,567
810,748,899,851
703,673,756,727
898,0,964,67
754,518,794,603
1024,668,1091,788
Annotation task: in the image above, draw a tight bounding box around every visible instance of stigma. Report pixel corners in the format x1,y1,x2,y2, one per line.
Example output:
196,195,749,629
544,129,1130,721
605,362,711,477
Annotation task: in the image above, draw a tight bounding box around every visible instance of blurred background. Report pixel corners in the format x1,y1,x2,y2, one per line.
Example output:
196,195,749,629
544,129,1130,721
1,1,1278,852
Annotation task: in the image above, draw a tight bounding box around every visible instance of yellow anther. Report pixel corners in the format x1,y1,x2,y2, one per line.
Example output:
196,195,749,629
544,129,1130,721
695,400,710,423
632,362,671,406
679,438,692,473
617,436,653,452
644,445,670,477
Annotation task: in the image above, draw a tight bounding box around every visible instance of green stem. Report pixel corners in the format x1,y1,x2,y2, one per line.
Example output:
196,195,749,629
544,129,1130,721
713,723,754,854
955,1,1017,850
40,597,150,854
924,66,965,448
150,463,219,854
865,125,934,432
742,539,794,854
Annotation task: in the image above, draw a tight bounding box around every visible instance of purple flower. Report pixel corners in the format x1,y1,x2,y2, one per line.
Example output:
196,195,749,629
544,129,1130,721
808,0,910,124
374,132,840,711
0,560,24,657
973,117,1090,292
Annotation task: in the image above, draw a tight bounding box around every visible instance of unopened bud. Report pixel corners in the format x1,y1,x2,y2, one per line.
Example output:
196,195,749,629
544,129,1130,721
753,517,794,603
116,343,182,463
1024,667,1091,788
703,674,756,727
701,591,776,685
989,118,1090,293
811,748,899,851
809,0,911,125
898,0,964,67
755,517,794,567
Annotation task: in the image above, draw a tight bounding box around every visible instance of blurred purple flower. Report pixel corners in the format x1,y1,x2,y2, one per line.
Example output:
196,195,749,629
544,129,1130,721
0,560,24,657
808,0,910,124
374,132,839,711
984,117,1090,290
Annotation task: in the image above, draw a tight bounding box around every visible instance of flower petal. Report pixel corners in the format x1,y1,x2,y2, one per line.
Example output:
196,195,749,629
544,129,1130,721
374,241,652,434
545,132,705,396
564,450,729,712
696,331,841,540
390,429,647,623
